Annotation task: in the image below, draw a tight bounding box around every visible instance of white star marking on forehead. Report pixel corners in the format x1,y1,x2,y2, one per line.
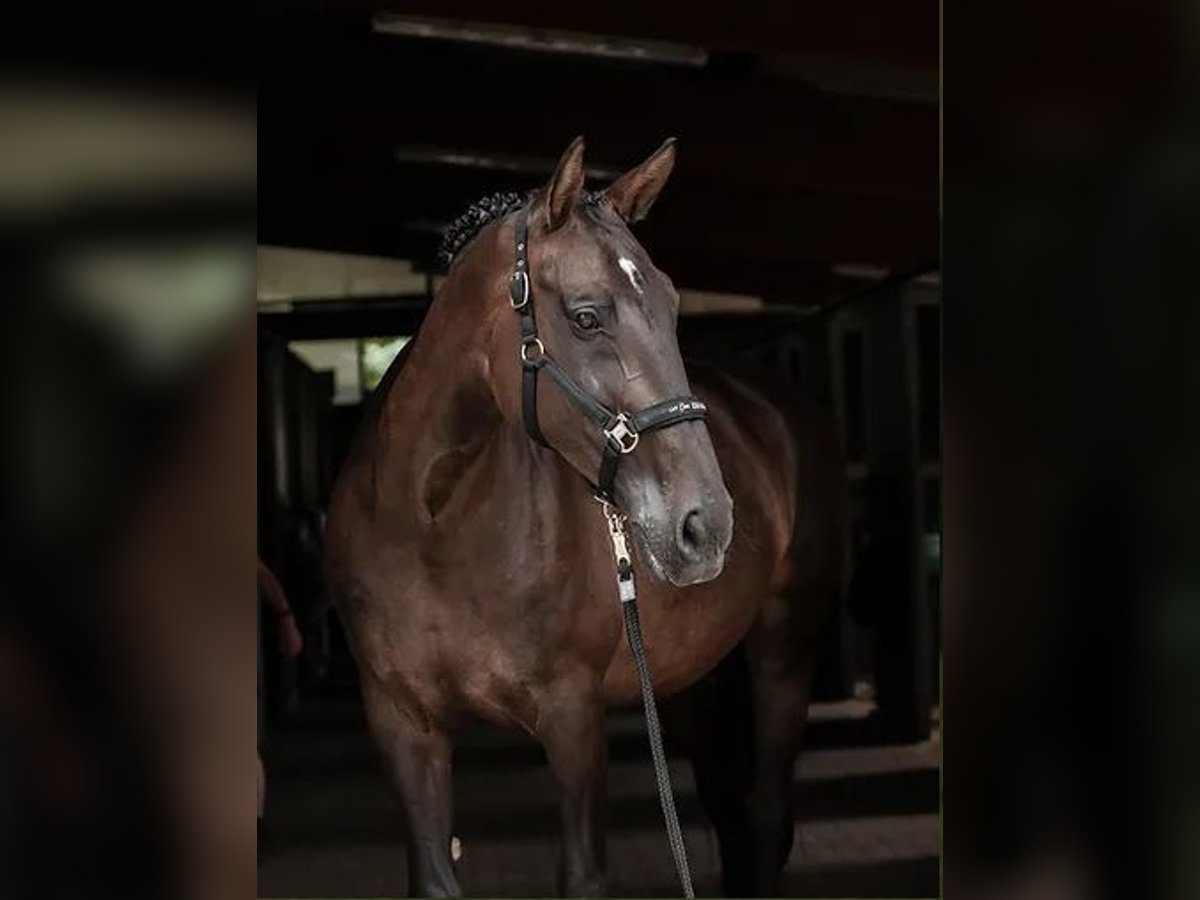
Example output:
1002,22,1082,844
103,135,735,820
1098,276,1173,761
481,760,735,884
618,257,645,295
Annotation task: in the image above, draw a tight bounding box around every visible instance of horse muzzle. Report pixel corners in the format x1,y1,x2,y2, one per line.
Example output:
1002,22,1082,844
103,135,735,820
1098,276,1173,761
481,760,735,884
632,486,733,587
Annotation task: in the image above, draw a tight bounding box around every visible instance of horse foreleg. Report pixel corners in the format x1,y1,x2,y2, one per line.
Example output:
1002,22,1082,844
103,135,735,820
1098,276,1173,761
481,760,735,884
362,681,461,898
669,646,756,896
537,677,608,897
743,600,820,896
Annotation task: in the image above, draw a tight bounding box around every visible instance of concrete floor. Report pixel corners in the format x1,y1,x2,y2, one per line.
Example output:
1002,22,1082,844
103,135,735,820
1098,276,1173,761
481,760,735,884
258,679,939,898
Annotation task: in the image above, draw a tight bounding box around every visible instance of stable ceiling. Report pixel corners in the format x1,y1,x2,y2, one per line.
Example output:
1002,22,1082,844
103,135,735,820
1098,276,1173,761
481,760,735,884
258,3,938,306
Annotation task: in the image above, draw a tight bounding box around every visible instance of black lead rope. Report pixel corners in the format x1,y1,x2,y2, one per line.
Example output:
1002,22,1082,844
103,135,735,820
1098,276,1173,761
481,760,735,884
602,505,696,899
625,602,695,897
509,205,697,897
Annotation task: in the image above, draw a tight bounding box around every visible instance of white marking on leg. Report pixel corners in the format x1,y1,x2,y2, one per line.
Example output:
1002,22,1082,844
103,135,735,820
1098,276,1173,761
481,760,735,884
618,257,645,295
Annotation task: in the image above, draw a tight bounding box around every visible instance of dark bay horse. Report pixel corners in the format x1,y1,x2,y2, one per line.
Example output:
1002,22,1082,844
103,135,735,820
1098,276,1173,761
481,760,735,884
324,137,846,897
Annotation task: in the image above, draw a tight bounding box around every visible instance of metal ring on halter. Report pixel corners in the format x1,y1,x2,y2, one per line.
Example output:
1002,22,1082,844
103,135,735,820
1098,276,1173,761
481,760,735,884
509,270,530,309
520,336,545,364
603,414,640,454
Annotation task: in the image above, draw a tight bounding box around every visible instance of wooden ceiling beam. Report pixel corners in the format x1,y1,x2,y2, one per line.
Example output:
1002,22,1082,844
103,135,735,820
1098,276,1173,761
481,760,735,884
259,29,938,201
301,1,937,68
260,159,936,270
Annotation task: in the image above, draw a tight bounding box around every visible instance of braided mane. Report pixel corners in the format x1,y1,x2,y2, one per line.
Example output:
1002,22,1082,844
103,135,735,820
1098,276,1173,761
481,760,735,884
439,189,606,268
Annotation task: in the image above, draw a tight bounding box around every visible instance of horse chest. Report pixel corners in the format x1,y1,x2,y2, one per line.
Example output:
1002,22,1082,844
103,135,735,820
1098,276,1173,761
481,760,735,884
601,558,772,706
418,493,779,711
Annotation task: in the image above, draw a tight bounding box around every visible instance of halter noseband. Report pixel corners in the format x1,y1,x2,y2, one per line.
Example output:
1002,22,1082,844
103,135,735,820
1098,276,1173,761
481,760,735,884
507,204,708,502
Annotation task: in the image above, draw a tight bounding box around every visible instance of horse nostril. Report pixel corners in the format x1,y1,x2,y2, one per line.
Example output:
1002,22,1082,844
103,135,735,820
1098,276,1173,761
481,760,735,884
678,508,708,559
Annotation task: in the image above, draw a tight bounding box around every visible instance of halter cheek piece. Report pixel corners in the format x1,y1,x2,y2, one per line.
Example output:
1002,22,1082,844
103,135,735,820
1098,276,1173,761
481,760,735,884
507,205,708,502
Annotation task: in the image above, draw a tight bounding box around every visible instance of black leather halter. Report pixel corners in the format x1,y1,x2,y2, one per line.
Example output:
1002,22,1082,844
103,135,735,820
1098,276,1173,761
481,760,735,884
507,204,708,502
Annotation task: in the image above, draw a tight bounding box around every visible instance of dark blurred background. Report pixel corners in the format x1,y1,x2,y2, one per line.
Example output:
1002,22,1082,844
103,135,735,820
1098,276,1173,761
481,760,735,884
255,4,940,897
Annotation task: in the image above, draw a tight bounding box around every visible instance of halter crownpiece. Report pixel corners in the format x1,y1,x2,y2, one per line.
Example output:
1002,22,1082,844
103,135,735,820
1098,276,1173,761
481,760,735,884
508,204,708,503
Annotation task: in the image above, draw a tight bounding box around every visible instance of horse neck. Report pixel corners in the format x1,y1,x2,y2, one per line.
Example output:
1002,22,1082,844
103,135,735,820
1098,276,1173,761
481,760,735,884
369,244,528,510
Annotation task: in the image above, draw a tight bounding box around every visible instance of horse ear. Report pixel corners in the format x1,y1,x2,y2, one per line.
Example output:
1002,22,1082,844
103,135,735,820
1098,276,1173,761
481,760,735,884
543,135,586,231
605,137,677,223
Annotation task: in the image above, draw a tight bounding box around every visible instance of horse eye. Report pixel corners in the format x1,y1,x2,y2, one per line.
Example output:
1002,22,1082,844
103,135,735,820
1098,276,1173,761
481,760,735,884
573,310,600,331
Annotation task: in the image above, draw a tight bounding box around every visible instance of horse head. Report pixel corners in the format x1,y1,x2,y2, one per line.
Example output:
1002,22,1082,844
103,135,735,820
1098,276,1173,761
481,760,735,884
484,137,734,586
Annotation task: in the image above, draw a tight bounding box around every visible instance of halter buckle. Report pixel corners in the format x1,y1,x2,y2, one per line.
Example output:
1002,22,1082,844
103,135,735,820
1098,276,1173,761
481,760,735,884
509,270,530,309
603,414,640,454
520,336,545,365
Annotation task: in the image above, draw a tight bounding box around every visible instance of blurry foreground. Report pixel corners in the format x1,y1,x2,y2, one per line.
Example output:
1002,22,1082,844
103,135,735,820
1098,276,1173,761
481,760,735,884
944,2,1200,899
0,75,255,900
